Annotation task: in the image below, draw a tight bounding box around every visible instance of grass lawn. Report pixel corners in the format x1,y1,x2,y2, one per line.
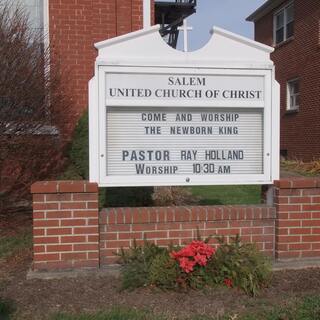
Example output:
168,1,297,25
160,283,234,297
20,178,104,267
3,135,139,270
0,230,32,260
50,295,320,320
190,185,261,205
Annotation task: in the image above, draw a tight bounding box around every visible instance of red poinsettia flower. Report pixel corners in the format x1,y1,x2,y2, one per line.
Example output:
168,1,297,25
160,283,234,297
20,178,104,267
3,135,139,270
224,278,233,288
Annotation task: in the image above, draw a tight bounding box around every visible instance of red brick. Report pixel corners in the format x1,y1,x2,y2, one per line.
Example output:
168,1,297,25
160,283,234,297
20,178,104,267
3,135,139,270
46,194,72,202
289,228,312,235
291,179,317,189
31,181,58,194
74,227,98,235
303,204,320,211
302,220,320,227
289,243,311,251
34,253,60,261
33,194,45,202
169,230,192,238
118,232,142,240
88,252,99,259
34,245,45,253
61,219,86,227
73,244,98,251
277,235,301,243
88,218,99,225
47,245,73,252
87,202,98,209
277,220,301,228
144,231,168,239
302,235,320,242
47,228,72,235
303,189,320,196
61,252,87,260
33,229,45,236
33,220,60,228
73,193,98,201
74,210,98,218
84,182,98,193
61,236,87,243
46,211,72,219
301,251,320,258
289,197,311,204
105,240,130,249
277,204,301,212
274,180,291,188
58,181,85,193
34,236,59,244
88,235,99,242
33,212,45,219
60,202,87,210
33,203,59,211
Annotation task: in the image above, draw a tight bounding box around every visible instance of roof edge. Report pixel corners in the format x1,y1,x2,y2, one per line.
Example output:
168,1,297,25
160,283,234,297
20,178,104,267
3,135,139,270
246,0,286,22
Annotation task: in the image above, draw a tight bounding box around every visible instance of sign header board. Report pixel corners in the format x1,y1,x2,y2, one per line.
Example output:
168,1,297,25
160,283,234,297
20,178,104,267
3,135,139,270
89,26,280,187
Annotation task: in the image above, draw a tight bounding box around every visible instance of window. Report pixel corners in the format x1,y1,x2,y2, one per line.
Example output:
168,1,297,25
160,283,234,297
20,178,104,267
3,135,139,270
274,2,294,45
4,0,45,37
287,78,300,111
23,0,44,36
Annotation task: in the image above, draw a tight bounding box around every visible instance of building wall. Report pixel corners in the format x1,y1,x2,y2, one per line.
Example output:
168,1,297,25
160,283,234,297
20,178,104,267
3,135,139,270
254,0,320,161
49,0,145,136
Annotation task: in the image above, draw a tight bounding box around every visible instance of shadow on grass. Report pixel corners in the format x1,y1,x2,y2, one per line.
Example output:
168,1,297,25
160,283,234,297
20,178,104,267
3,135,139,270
0,298,16,320
0,230,32,260
51,308,164,320
50,295,320,320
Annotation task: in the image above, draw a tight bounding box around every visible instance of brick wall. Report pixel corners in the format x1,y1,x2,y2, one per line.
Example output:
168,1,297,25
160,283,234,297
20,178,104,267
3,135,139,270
274,178,320,260
31,181,99,271
31,178,320,272
49,0,145,136
100,205,275,265
254,0,320,161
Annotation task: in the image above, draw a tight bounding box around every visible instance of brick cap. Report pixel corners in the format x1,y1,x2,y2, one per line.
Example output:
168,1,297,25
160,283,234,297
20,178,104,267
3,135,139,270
31,181,98,194
274,178,320,189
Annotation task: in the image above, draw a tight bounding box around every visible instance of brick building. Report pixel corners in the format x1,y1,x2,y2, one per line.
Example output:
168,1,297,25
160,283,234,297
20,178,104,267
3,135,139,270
247,0,320,161
9,0,196,136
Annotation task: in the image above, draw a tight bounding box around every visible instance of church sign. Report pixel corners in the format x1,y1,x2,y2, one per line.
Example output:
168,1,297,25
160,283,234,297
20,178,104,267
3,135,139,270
89,26,280,187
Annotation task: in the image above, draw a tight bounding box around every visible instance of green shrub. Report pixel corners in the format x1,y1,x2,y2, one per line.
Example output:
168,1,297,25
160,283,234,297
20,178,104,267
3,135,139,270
117,240,166,290
148,251,179,289
62,111,153,208
118,235,272,296
207,235,272,296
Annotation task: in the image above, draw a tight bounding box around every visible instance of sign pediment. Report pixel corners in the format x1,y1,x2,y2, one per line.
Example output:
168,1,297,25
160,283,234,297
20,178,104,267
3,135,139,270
95,25,274,68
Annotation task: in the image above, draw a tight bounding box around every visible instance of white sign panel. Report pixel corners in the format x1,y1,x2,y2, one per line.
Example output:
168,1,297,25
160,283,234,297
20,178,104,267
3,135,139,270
89,26,280,187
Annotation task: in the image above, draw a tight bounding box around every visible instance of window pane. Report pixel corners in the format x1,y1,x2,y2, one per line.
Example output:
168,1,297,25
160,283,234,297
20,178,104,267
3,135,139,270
295,94,300,106
276,28,284,44
293,81,299,94
286,21,294,38
290,96,294,108
276,11,284,28
286,4,294,22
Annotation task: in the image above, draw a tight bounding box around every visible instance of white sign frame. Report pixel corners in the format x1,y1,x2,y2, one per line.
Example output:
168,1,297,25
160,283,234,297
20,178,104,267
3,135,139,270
89,26,280,187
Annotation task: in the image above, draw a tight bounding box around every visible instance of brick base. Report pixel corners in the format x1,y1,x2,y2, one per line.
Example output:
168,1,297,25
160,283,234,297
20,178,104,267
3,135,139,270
30,178,320,272
274,178,320,260
100,205,275,265
31,181,99,271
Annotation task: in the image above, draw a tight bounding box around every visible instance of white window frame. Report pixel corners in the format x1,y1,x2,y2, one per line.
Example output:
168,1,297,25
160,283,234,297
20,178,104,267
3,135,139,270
273,1,294,45
287,78,300,111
